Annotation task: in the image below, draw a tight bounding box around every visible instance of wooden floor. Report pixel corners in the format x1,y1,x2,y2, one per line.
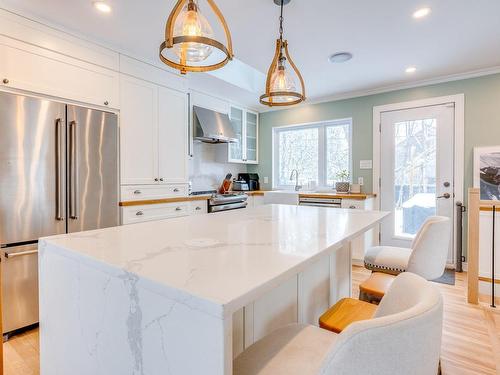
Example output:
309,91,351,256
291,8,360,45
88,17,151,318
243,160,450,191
4,267,500,375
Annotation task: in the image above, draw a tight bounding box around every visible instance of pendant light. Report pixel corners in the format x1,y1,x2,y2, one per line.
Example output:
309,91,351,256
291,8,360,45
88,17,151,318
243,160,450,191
159,0,234,74
260,0,305,107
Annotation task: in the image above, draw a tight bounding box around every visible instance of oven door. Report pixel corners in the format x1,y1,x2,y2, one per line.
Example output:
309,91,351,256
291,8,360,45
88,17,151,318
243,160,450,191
209,202,248,213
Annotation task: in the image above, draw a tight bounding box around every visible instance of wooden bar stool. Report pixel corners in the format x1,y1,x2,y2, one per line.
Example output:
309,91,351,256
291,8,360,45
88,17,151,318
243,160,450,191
359,272,396,303
318,298,377,333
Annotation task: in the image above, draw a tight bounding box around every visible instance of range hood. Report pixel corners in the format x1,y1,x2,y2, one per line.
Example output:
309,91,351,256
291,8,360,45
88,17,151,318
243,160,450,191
193,106,238,143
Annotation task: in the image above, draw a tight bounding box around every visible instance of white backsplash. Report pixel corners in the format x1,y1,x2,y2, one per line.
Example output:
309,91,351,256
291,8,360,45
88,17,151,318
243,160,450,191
188,141,247,192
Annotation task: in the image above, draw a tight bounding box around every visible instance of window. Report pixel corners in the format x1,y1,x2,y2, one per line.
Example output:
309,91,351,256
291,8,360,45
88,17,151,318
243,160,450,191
273,119,352,189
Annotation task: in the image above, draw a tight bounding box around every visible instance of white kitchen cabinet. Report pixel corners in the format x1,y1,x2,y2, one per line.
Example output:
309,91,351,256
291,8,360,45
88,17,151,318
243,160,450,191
228,106,259,164
189,200,208,215
120,75,159,185
121,202,190,225
341,198,376,263
0,35,118,108
120,75,189,186
121,184,189,202
158,86,189,183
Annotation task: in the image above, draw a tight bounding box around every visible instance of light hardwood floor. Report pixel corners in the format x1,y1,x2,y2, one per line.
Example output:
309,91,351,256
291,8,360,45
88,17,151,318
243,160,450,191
4,267,500,375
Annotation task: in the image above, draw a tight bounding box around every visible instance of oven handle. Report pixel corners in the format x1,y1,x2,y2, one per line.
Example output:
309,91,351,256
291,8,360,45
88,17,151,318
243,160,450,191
5,249,38,259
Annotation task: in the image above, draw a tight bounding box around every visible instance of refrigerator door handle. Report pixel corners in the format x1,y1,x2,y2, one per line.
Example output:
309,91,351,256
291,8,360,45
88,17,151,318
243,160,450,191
55,118,65,221
69,120,79,220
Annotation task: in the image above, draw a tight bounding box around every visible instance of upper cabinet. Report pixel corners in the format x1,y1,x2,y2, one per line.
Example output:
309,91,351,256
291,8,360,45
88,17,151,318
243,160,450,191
228,106,259,164
158,86,188,184
0,36,118,108
120,74,188,185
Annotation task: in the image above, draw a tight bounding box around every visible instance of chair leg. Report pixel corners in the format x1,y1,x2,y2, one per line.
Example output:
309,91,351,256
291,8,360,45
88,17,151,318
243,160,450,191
437,359,442,375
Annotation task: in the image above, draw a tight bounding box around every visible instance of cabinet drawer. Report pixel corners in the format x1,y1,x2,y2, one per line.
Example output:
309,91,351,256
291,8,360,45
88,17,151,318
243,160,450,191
121,184,188,201
189,200,208,215
122,202,189,224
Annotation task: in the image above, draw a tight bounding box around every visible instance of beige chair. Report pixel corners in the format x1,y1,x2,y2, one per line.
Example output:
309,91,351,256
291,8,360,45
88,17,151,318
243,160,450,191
364,216,451,279
361,216,451,302
234,273,443,375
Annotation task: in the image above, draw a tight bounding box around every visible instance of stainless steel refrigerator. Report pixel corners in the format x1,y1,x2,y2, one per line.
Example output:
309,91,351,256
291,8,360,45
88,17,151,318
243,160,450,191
0,91,119,336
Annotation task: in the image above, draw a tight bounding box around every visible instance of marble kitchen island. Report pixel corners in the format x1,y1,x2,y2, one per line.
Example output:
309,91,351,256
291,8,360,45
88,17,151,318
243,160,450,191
39,204,387,375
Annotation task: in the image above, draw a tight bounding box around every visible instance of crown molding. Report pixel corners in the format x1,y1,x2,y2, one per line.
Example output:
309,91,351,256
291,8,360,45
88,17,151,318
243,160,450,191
259,65,500,113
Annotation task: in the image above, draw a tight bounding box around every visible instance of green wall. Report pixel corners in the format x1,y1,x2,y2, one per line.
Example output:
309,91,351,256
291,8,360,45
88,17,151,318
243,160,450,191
250,72,500,258
250,73,500,203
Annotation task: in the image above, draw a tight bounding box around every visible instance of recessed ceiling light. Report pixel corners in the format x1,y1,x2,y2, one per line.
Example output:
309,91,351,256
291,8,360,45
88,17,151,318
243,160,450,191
405,66,417,74
413,7,431,19
328,52,353,64
93,1,111,13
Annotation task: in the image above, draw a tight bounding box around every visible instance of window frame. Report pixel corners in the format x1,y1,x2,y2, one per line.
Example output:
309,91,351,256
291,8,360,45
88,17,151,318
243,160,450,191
272,118,353,190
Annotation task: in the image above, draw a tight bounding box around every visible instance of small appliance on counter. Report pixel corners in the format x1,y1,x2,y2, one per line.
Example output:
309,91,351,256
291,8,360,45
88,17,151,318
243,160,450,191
238,173,260,191
232,179,249,191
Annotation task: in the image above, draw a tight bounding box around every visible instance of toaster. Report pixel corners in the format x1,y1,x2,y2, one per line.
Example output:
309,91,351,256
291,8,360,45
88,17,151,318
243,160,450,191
232,180,250,191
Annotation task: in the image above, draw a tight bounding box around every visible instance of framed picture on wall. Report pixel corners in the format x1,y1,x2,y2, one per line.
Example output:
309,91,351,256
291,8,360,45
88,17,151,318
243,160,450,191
474,146,500,200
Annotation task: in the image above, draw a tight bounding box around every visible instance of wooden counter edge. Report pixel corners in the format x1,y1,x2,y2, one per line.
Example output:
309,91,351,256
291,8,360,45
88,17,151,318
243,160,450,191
298,193,376,200
120,191,267,207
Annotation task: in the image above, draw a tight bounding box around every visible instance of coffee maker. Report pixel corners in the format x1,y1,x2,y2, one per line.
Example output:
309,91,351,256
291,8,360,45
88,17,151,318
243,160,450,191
238,173,260,191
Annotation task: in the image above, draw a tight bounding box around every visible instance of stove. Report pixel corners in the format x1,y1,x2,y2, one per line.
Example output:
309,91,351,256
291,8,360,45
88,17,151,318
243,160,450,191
190,191,248,213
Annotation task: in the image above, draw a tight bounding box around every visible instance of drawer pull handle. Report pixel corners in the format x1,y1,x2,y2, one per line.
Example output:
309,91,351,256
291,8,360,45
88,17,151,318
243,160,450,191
160,178,164,182
154,178,159,182
136,211,144,216
195,207,201,210
2,78,9,84
175,207,182,211
349,206,356,209
133,190,142,195
173,188,179,192
5,249,38,259
104,101,109,106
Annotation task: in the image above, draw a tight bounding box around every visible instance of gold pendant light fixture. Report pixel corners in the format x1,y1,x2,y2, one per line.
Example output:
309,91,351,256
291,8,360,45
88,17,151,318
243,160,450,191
159,0,234,74
260,0,305,107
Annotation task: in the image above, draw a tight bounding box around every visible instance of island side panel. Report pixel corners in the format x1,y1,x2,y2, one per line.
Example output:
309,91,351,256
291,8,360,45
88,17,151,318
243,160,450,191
39,241,231,375
330,242,353,304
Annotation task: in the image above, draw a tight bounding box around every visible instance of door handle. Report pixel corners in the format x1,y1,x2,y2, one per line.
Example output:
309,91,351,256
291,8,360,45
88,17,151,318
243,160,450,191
437,193,451,199
69,120,79,219
55,118,65,221
5,249,38,259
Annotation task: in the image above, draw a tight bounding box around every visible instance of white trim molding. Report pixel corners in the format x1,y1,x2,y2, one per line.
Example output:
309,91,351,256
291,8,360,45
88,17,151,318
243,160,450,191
372,94,465,266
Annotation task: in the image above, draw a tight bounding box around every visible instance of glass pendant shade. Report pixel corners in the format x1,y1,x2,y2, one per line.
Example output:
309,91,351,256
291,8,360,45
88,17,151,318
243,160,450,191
160,0,233,74
260,39,306,107
172,3,214,62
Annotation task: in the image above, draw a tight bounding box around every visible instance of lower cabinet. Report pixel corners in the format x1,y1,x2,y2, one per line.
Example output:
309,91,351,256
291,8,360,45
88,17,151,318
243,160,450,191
341,198,376,263
246,194,265,208
121,184,189,202
122,202,190,225
232,247,351,358
189,200,208,215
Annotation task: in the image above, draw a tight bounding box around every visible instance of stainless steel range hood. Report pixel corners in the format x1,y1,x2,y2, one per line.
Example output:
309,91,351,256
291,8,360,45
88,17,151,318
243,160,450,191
193,106,238,143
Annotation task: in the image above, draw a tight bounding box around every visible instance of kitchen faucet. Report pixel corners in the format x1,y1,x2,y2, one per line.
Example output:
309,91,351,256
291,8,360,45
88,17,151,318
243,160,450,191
290,169,302,191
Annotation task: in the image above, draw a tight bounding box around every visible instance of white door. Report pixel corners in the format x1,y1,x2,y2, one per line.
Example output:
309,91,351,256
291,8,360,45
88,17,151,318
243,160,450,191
380,104,455,263
158,86,189,183
120,76,159,185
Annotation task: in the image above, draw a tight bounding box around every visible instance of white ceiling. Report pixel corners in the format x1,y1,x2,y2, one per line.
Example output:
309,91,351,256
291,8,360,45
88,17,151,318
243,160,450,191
2,0,500,108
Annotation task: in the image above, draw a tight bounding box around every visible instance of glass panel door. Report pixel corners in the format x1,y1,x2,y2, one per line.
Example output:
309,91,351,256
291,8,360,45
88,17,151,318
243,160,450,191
380,104,455,263
229,107,243,162
246,111,258,163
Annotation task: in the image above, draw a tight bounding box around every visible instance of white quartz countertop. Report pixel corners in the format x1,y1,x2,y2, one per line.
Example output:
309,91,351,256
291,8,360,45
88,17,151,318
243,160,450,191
40,205,388,318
